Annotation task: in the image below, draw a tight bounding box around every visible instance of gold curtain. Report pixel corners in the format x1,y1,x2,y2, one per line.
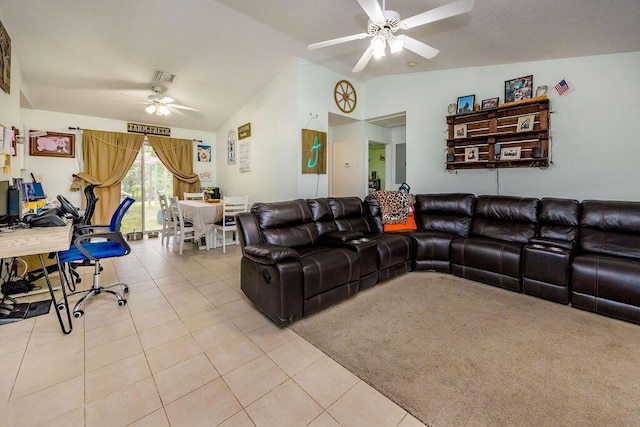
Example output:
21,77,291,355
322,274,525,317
147,136,200,198
75,130,144,224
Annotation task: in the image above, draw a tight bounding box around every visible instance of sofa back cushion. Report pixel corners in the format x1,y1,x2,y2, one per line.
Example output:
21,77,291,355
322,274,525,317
251,199,319,248
538,198,580,241
363,195,384,233
329,197,377,234
471,195,538,243
579,200,640,260
307,198,338,235
414,193,475,237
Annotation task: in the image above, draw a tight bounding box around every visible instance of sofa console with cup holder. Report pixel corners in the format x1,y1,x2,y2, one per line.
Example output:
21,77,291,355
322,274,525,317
236,194,640,327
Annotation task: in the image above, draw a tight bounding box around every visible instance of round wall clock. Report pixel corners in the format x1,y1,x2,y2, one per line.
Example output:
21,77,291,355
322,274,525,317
334,80,357,114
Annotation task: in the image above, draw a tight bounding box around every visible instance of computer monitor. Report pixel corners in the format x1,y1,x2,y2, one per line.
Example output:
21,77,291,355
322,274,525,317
22,182,46,201
8,178,23,222
0,180,9,218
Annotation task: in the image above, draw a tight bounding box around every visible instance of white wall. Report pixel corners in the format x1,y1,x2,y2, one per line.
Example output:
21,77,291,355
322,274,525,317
296,59,364,199
215,61,298,204
364,51,640,201
21,109,215,206
216,58,363,203
0,48,23,182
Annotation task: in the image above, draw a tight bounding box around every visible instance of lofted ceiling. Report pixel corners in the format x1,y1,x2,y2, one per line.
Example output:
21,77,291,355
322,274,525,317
1,0,639,133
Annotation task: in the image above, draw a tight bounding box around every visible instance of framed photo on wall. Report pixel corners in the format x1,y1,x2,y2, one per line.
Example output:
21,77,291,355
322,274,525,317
464,146,479,162
501,146,521,160
29,131,75,158
481,97,499,109
516,114,535,132
457,95,475,114
453,124,467,139
504,75,533,103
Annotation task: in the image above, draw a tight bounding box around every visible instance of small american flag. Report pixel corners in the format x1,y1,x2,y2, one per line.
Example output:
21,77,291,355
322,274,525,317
555,79,570,95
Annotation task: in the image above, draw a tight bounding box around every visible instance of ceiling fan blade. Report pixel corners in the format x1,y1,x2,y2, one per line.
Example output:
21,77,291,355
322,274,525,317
308,33,370,50
169,104,200,112
401,0,474,29
352,46,374,73
166,105,186,116
159,96,175,104
397,35,439,59
356,0,386,23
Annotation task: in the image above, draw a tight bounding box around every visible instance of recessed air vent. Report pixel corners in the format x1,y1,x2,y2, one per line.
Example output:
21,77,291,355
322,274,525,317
153,70,175,83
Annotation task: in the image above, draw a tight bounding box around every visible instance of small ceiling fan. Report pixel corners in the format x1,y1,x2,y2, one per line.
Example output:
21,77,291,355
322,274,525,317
140,86,200,116
307,0,474,72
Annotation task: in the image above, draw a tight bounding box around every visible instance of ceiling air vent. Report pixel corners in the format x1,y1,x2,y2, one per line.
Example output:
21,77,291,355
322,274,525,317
153,70,175,83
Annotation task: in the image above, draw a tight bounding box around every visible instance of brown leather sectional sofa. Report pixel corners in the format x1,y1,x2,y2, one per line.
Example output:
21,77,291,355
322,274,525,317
236,194,640,327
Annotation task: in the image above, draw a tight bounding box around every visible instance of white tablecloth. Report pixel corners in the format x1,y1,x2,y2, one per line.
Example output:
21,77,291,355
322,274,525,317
178,200,223,240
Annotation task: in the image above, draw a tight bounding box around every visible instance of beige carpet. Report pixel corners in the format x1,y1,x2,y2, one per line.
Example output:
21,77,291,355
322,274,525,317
291,272,640,426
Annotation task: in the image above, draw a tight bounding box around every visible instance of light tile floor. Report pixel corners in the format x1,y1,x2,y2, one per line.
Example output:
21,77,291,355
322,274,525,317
0,238,426,427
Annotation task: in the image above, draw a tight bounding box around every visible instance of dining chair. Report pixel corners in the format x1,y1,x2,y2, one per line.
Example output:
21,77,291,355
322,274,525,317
212,195,249,254
183,192,205,200
170,196,196,255
158,193,174,247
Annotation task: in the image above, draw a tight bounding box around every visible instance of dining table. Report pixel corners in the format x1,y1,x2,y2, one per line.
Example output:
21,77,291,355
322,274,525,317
178,199,224,248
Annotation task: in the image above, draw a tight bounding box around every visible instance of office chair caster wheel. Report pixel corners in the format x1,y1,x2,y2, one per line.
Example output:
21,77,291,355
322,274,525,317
73,310,84,318
57,303,66,311
123,286,129,294
75,278,82,284
118,299,127,306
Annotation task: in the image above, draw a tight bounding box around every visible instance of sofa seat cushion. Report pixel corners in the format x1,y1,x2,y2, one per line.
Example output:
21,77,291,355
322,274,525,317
572,253,640,309
451,236,522,280
298,246,360,298
367,233,413,271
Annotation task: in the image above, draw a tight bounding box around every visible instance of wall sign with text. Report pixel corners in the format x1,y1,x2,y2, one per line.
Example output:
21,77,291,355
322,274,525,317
301,129,326,174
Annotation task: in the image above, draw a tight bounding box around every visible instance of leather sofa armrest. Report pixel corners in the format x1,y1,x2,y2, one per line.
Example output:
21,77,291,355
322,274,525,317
528,237,575,251
320,231,364,244
243,243,300,265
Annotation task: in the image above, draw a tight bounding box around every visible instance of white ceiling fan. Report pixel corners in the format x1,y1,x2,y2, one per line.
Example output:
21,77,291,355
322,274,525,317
308,0,474,72
140,86,200,116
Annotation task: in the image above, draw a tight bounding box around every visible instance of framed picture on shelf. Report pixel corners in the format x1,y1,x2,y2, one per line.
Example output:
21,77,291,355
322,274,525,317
453,124,467,139
464,147,479,162
501,146,521,160
505,75,533,103
28,131,75,158
481,97,499,109
516,114,535,132
456,94,475,114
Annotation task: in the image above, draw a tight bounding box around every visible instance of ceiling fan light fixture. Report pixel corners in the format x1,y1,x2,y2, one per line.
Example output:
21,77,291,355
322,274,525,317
388,35,404,54
156,105,171,116
145,105,157,115
371,35,386,59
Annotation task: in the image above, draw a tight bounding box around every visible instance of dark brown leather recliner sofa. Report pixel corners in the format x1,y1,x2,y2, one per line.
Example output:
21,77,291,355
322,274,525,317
237,194,640,327
237,197,412,326
571,200,640,324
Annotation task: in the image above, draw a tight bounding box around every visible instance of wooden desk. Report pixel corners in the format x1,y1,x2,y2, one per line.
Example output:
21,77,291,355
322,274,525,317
178,200,223,241
0,223,73,333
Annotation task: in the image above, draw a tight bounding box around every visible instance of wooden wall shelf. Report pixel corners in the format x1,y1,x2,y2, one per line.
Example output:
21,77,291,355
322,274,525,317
446,97,550,171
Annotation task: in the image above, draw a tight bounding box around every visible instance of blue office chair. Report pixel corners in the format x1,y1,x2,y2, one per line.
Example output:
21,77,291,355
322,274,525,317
57,196,135,318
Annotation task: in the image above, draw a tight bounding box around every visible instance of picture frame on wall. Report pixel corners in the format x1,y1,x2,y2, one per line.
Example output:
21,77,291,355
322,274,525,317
501,146,522,160
227,129,237,165
453,124,467,139
29,131,75,158
457,95,475,114
516,114,535,132
481,97,499,109
464,146,479,162
504,75,533,103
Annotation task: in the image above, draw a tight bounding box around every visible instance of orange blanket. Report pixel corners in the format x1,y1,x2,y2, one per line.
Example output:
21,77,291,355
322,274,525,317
383,213,417,232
